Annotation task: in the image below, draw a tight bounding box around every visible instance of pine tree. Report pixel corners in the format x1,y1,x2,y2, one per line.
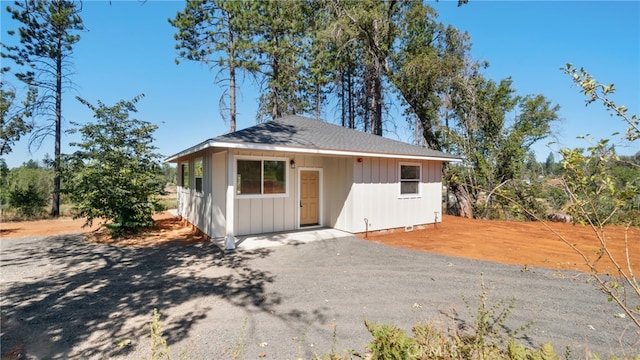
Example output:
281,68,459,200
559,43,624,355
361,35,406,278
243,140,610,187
250,0,309,121
170,0,257,133
2,0,84,217
327,0,403,135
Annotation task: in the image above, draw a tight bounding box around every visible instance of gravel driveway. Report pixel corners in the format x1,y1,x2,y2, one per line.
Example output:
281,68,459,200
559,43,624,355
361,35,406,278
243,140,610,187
1,233,637,359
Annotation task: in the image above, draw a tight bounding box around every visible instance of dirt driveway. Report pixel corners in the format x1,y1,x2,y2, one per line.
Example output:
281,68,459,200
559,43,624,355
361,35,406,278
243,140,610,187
2,212,638,275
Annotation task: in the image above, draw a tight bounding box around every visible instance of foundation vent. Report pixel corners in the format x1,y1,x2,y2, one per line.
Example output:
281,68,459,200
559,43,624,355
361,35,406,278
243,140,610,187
404,225,414,232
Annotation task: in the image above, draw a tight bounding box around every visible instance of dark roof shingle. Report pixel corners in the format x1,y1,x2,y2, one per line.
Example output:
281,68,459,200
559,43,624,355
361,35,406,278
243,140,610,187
213,115,458,160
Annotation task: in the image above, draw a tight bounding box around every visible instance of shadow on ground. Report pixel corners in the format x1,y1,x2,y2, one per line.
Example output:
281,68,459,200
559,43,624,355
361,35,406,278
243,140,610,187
0,235,277,359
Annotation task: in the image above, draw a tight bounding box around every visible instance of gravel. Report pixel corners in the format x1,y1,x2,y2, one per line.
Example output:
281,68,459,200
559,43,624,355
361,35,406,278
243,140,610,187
1,234,638,359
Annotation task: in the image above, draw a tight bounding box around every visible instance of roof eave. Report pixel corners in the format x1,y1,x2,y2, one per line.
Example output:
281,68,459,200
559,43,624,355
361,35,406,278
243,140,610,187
165,138,215,163
166,140,461,163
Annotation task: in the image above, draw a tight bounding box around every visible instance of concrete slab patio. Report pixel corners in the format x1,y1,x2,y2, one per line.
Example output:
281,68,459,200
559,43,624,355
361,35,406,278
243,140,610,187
213,228,353,250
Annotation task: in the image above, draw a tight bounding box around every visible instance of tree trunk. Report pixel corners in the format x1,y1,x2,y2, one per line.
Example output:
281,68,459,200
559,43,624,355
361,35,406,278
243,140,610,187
229,64,236,132
340,71,346,127
271,56,280,119
51,31,62,218
371,63,383,136
348,70,354,129
228,12,236,133
316,82,321,120
449,181,473,218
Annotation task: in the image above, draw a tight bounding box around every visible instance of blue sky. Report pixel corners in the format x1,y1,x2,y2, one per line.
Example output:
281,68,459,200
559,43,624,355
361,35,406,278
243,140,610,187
2,0,638,169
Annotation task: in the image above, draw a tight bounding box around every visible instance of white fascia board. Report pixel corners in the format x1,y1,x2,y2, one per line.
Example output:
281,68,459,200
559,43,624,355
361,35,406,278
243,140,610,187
165,139,215,163
215,141,462,162
166,140,462,163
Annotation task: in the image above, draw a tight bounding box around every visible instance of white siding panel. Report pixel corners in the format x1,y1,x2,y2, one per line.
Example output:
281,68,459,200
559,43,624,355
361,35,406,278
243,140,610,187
285,161,296,229
250,198,263,234
273,197,285,232
210,151,226,238
325,157,352,231
262,198,274,233
176,152,223,237
342,158,445,233
236,199,251,235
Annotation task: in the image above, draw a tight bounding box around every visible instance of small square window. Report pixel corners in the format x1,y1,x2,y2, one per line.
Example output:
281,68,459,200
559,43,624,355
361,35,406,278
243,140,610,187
400,163,421,196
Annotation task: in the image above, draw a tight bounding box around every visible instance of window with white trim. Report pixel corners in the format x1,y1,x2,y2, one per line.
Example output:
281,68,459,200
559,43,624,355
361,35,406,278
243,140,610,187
181,162,189,189
236,158,287,196
194,157,203,193
400,163,421,196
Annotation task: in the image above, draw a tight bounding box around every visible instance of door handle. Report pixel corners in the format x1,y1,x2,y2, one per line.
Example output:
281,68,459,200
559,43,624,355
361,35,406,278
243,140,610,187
300,200,303,208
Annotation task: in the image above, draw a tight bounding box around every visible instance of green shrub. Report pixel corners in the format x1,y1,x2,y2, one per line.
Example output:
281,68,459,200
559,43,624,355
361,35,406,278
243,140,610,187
2,163,52,219
365,320,418,360
64,95,166,238
541,185,568,212
8,183,48,217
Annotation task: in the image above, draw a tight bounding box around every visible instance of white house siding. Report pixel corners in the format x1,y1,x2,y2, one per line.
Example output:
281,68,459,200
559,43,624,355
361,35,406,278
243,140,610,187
176,151,210,236
233,149,303,236
210,151,227,238
323,157,353,232
177,148,444,238
343,157,443,233
175,150,227,238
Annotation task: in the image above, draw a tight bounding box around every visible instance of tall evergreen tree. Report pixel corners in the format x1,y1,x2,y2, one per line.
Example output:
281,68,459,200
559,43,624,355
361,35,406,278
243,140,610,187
170,0,257,133
1,0,84,217
250,0,309,122
301,0,333,121
327,0,403,135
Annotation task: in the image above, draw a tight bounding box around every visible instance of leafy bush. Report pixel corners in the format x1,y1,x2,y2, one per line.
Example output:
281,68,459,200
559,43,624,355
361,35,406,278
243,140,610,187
364,320,418,359
8,183,47,217
3,163,52,219
556,64,640,329
541,184,568,212
64,95,165,238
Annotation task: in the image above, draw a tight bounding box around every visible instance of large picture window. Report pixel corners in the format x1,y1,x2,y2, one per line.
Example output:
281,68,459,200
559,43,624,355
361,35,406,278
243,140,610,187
400,163,421,196
181,162,189,189
236,158,287,196
194,157,203,193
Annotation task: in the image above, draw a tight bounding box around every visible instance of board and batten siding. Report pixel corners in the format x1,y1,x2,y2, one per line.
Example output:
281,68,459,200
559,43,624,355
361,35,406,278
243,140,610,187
232,149,323,236
323,157,353,231
177,148,444,238
340,157,443,233
176,150,227,239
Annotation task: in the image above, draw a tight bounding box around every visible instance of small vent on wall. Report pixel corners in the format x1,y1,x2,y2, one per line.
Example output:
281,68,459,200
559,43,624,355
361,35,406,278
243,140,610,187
405,225,414,232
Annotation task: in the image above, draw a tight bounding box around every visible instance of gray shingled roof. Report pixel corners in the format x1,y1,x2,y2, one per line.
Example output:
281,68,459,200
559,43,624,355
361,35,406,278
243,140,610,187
218,115,457,158
168,115,460,161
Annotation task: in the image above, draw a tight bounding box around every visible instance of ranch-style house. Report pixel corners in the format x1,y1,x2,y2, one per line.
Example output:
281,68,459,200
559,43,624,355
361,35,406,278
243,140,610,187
166,115,461,250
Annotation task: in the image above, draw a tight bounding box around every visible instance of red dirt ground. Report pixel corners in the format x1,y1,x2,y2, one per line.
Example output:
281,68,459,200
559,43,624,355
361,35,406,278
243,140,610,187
1,212,638,275
362,215,639,275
